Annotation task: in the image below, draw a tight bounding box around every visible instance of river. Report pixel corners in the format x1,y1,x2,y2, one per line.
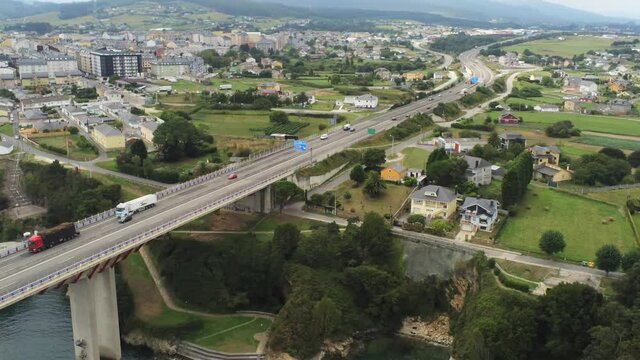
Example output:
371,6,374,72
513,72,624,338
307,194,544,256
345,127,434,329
0,289,157,360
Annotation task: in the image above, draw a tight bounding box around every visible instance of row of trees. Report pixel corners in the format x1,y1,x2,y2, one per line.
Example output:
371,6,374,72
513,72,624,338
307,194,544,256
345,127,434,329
501,151,534,208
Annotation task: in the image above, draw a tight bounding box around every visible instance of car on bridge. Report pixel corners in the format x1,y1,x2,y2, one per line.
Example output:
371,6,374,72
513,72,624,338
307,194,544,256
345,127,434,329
320,134,328,140
228,174,238,180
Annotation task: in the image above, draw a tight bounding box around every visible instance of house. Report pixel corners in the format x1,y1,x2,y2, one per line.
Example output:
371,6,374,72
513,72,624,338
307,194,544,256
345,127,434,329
499,112,520,124
32,119,67,133
491,165,505,180
463,155,492,186
403,72,425,81
353,95,378,109
534,164,573,183
410,185,457,220
563,76,582,93
580,80,598,97
380,164,406,182
599,99,632,116
256,82,281,95
459,197,500,232
92,124,125,150
435,137,487,154
534,104,560,113
219,84,233,91
529,145,560,166
21,95,71,111
140,121,159,143
499,133,527,150
564,99,580,112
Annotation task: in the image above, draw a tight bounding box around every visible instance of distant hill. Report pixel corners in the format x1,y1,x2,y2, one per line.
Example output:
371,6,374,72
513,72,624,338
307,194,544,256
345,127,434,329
258,0,628,25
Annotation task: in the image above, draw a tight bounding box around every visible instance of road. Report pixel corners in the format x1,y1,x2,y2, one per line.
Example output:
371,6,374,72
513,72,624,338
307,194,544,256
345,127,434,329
0,46,495,309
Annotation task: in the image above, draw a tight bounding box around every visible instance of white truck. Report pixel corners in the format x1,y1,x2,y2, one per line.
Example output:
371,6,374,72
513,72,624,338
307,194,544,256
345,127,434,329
115,194,158,223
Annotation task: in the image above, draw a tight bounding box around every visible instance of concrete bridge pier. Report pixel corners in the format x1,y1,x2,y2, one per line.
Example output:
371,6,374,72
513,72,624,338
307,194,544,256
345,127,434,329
232,185,274,213
67,267,122,360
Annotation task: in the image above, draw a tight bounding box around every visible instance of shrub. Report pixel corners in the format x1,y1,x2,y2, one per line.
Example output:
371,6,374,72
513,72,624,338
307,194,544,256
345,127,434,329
68,126,79,135
407,214,427,225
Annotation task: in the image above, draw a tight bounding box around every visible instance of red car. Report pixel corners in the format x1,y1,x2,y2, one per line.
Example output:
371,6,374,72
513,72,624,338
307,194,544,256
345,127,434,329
228,174,238,180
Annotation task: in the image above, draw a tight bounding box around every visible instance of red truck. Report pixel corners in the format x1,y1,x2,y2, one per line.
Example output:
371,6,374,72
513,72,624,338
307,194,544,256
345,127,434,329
28,223,79,253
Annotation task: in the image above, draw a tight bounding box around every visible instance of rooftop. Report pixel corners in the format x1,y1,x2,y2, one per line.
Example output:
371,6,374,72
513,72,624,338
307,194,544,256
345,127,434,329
410,185,456,203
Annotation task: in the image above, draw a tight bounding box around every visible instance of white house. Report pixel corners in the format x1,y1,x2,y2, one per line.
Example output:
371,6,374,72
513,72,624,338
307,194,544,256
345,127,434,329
534,104,560,112
463,155,492,186
344,94,378,109
459,197,500,232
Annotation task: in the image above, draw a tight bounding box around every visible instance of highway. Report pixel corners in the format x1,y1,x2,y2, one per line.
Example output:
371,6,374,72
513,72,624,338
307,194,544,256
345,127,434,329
0,46,491,310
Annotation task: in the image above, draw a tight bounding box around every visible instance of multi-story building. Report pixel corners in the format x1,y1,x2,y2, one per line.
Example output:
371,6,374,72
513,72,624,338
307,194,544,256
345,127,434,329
150,56,204,77
410,185,457,220
463,155,492,186
15,58,47,79
77,49,93,73
90,48,142,78
45,55,78,74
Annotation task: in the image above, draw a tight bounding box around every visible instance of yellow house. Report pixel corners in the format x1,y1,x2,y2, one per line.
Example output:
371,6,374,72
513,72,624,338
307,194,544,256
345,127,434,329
403,72,425,81
380,164,406,182
256,82,281,94
410,185,457,219
534,164,573,183
529,145,560,167
92,124,125,150
140,121,159,143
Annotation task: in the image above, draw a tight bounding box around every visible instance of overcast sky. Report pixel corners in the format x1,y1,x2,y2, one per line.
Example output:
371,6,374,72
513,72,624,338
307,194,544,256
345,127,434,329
546,0,640,18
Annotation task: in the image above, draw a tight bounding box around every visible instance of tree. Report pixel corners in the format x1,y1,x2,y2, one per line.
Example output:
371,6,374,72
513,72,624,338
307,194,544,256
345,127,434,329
272,223,301,260
363,172,386,198
599,147,626,160
621,249,640,271
426,158,468,187
596,245,622,274
154,111,212,161
68,126,79,135
573,154,631,186
545,120,581,138
629,150,640,168
128,139,148,166
311,296,341,339
501,171,520,208
538,283,603,359
539,230,566,256
427,148,448,166
269,111,289,124
350,164,365,184
293,92,309,105
363,149,386,169
273,181,303,213
488,131,501,149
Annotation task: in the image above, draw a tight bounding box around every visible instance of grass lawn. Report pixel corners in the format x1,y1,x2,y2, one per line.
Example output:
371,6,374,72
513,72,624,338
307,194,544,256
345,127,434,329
96,159,118,172
88,173,160,202
251,213,325,232
191,110,333,138
121,253,270,353
476,111,640,136
34,135,99,161
401,147,429,169
503,36,616,58
497,188,637,262
586,188,640,207
496,259,559,283
335,180,412,219
559,145,597,159
0,124,13,137
571,135,640,152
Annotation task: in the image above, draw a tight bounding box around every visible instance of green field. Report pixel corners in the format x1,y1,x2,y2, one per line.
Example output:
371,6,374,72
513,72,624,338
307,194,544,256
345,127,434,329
191,110,334,138
476,111,640,136
401,147,429,169
497,188,637,262
503,36,616,58
571,135,640,152
0,124,13,137
586,188,640,207
335,180,412,219
34,135,98,161
558,145,596,159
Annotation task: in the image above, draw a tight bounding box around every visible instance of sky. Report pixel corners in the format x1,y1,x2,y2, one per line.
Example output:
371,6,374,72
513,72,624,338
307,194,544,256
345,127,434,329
545,0,640,18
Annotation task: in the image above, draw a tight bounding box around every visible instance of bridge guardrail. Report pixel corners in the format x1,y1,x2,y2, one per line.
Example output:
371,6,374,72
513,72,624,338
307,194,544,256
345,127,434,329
0,161,310,305
74,141,293,230
0,242,27,259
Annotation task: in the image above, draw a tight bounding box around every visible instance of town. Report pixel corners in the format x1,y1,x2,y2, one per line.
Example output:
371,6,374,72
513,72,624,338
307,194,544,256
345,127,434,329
0,0,640,360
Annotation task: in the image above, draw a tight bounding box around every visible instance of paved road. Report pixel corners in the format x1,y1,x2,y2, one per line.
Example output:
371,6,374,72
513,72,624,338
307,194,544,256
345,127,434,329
0,46,496,309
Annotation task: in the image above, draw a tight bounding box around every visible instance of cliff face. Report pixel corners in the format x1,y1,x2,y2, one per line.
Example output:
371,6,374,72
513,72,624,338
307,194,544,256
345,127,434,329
448,265,480,313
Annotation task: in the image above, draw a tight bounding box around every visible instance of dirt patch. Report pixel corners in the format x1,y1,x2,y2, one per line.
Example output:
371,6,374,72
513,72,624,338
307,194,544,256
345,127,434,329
399,315,453,346
217,136,278,153
209,210,259,231
120,260,164,322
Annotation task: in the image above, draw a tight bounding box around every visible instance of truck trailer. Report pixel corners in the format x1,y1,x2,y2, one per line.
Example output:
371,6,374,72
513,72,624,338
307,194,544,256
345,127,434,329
115,194,158,223
28,223,79,253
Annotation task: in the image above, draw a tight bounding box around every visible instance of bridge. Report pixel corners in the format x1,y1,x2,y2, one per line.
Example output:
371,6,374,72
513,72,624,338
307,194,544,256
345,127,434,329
0,47,494,360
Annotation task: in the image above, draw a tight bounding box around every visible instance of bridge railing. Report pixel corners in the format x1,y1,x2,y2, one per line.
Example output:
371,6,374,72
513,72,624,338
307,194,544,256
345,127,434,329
74,141,294,230
0,242,27,259
0,161,310,306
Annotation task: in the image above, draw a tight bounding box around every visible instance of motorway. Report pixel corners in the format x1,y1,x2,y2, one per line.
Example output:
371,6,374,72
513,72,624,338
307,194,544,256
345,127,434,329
0,47,489,309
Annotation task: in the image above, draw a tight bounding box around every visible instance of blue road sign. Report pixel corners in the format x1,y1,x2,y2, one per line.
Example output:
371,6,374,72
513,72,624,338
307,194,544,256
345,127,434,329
293,140,308,153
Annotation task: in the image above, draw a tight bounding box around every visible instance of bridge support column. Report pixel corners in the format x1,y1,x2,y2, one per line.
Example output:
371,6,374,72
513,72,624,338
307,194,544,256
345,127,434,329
261,185,273,213
68,267,122,360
